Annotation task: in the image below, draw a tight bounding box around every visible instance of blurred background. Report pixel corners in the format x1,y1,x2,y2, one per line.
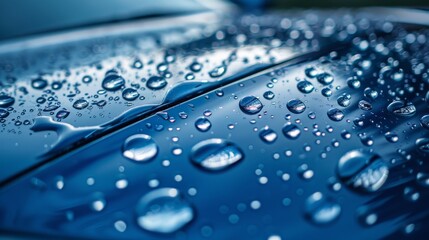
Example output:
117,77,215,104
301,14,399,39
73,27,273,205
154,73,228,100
1,0,428,41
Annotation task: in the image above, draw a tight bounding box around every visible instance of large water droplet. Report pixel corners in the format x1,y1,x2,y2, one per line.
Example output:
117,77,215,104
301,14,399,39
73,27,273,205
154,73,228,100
102,73,125,91
122,134,158,162
387,101,416,117
136,188,194,234
146,76,167,90
239,96,263,115
190,138,243,171
195,117,212,132
337,150,388,192
287,99,306,114
0,95,15,108
327,108,344,121
305,192,341,225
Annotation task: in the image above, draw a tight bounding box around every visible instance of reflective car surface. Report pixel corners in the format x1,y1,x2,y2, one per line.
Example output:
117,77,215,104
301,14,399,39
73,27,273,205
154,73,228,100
1,3,429,240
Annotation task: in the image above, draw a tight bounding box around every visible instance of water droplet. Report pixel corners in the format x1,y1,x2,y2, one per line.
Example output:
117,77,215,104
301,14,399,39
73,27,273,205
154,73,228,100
364,88,378,100
358,100,372,111
82,75,92,83
73,99,89,110
91,194,106,212
416,138,429,153
43,105,60,112
195,117,212,132
387,101,416,117
337,94,351,107
122,134,158,162
0,95,15,108
316,73,334,85
114,220,127,232
51,81,62,90
146,76,167,90
347,77,361,89
305,192,341,225
297,80,314,94
304,66,322,78
122,88,139,101
136,188,193,234
384,132,398,143
416,172,429,187
420,115,429,129
190,138,243,171
239,96,263,115
0,109,10,118
259,127,278,143
102,73,125,91
327,108,344,121
287,99,306,114
263,91,275,100
189,62,202,72
209,64,227,78
282,123,301,139
337,150,388,192
31,77,48,90
321,87,332,97
133,59,143,69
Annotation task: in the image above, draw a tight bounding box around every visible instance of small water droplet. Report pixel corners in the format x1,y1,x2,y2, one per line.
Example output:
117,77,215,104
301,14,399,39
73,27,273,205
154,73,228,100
416,138,429,153
297,80,314,94
337,94,351,107
420,115,429,129
358,100,372,111
0,109,10,118
384,132,398,143
73,99,89,110
189,62,202,72
305,192,341,225
259,127,278,143
31,77,48,90
282,123,301,139
263,91,275,100
316,73,334,85
122,88,139,101
209,64,227,78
